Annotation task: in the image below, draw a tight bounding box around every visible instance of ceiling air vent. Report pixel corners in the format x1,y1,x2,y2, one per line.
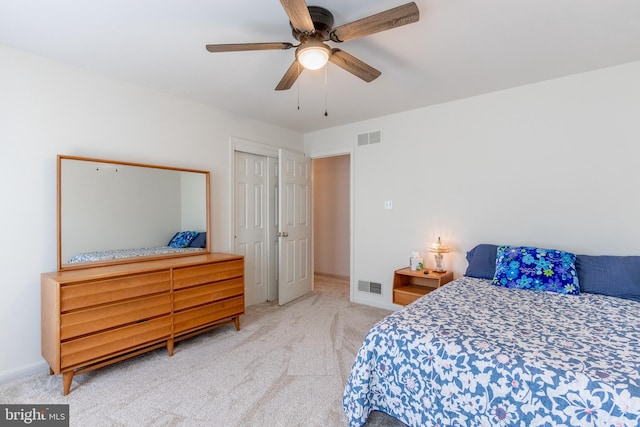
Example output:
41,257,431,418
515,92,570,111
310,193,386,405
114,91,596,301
357,131,382,146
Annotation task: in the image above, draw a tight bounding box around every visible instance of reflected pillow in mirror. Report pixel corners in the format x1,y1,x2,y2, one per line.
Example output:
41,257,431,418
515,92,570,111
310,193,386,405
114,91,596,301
189,232,207,248
168,231,199,248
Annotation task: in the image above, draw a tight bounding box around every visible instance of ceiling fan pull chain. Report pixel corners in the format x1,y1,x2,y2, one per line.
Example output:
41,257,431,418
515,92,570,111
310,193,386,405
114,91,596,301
324,66,328,117
298,62,302,110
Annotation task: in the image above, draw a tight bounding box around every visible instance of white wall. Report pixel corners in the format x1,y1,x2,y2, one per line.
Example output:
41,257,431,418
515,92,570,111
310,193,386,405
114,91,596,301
305,61,640,309
0,45,303,380
61,161,185,260
180,171,207,232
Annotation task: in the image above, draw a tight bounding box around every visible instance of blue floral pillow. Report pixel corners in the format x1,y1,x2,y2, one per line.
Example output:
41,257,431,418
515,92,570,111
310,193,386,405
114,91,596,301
492,245,580,295
168,231,199,248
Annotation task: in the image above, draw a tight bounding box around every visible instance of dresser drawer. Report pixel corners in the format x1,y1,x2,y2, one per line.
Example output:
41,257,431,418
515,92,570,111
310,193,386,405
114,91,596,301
61,271,171,312
173,260,243,290
60,315,172,369
60,293,171,340
173,277,243,312
174,296,244,335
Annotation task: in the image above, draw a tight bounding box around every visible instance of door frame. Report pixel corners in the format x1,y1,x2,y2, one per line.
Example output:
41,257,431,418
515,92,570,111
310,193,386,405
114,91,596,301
309,148,355,302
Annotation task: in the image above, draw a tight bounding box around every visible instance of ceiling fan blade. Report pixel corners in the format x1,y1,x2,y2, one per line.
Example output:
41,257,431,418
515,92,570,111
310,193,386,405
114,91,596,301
329,49,381,83
275,60,304,91
280,0,315,33
330,2,419,42
206,42,294,53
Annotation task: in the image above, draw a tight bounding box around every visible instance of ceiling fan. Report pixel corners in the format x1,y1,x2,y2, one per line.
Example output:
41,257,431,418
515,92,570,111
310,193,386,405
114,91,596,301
205,1,420,91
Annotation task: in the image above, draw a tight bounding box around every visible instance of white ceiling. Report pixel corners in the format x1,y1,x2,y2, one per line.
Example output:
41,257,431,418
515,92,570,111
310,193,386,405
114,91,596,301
1,0,640,133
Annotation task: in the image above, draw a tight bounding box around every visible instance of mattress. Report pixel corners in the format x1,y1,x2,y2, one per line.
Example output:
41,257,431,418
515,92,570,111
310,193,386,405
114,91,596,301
67,246,204,263
343,276,640,426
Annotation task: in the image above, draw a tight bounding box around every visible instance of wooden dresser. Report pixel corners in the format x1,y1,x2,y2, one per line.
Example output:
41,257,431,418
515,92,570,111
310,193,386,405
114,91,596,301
41,253,244,395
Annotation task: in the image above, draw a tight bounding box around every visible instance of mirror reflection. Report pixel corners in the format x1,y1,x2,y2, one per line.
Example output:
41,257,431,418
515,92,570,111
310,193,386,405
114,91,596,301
58,155,209,269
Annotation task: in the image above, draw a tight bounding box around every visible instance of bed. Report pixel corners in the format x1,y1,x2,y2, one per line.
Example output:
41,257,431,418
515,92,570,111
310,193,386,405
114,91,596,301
67,231,206,263
343,245,640,427
67,245,204,263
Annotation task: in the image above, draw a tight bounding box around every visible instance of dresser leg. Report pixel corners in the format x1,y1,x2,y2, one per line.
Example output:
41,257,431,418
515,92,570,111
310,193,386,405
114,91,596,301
49,367,54,375
234,316,240,331
62,371,73,396
167,339,174,357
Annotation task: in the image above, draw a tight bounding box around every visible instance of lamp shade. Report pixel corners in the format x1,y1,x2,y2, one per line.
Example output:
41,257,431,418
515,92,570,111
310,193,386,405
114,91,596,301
296,40,331,70
427,237,450,254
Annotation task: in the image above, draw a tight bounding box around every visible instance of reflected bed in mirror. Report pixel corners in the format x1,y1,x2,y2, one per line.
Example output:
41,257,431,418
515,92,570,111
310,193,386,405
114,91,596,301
58,155,210,270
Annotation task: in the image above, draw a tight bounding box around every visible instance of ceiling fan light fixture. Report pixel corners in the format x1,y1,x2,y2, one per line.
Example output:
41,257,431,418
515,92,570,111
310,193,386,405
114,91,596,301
296,40,331,70
205,2,421,90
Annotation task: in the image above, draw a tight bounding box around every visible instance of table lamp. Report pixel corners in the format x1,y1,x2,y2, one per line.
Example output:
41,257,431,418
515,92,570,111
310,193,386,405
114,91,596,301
427,237,450,273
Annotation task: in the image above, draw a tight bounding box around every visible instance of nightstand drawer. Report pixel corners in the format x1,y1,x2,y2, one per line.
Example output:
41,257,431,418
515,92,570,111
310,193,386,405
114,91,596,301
393,286,434,305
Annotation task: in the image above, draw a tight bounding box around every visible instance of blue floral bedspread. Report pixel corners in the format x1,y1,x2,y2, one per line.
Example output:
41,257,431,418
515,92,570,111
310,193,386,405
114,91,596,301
67,246,203,263
343,277,640,427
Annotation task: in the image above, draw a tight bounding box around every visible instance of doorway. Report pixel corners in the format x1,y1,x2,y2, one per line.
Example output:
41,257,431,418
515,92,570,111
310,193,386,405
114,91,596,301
312,154,350,282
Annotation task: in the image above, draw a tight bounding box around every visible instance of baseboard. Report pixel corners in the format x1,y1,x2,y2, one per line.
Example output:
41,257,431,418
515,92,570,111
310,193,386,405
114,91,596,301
314,272,349,281
0,361,48,385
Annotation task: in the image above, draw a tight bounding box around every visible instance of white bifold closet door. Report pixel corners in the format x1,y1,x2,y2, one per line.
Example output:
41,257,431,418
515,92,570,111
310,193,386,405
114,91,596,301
234,149,311,306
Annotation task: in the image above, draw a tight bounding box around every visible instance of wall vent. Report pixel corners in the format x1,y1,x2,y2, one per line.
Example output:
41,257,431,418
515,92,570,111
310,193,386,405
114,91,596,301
357,131,382,146
358,280,382,295
369,131,382,144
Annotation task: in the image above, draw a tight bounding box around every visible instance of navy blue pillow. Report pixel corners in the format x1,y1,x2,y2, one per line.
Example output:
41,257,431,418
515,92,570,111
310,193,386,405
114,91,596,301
189,232,207,248
464,244,499,279
575,255,640,302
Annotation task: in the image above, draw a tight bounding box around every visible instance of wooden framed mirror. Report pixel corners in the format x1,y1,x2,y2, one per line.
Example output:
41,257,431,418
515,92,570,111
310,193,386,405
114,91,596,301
57,155,210,270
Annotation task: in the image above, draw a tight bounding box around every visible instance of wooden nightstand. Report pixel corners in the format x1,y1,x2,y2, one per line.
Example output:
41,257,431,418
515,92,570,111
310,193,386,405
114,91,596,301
393,267,454,305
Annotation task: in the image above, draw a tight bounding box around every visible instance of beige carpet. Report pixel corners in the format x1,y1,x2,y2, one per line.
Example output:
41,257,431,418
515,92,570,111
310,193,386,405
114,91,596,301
0,276,406,427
